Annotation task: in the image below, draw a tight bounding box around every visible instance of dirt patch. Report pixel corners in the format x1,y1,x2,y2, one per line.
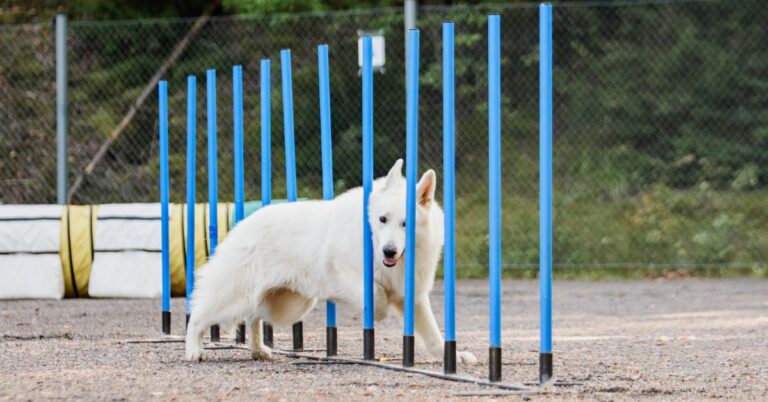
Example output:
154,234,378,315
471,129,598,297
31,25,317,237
1,279,766,400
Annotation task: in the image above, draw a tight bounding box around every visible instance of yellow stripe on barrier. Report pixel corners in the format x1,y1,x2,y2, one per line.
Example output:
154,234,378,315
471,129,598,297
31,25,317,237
59,205,97,298
169,203,186,296
170,203,233,297
55,202,236,298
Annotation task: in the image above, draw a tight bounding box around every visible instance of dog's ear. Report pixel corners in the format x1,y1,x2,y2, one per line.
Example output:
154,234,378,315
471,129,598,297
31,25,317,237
384,159,404,189
416,169,436,208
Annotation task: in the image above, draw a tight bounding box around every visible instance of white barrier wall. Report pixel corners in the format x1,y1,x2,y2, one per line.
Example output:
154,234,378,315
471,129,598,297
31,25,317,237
88,203,163,298
0,202,240,300
0,205,65,299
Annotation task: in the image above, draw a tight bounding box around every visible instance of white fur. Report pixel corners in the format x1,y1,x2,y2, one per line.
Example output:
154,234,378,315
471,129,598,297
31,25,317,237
185,159,477,365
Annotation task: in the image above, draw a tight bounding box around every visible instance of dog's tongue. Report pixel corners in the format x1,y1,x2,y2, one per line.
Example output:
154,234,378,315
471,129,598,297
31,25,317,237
384,257,397,266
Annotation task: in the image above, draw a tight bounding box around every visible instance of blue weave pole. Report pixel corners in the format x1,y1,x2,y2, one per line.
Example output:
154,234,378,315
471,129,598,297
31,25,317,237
361,36,375,361
233,65,245,225
280,49,303,351
403,29,420,368
318,44,338,357
442,21,457,375
487,14,502,382
232,65,246,344
281,50,298,203
539,2,554,384
260,59,274,347
158,80,171,335
261,60,272,209
206,69,220,342
206,69,219,255
185,76,196,327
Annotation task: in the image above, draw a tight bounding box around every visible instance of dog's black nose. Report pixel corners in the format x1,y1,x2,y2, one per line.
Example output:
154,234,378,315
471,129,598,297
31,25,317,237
383,246,397,259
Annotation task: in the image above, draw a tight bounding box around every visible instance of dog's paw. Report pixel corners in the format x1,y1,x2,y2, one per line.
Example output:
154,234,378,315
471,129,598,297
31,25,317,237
458,351,478,365
186,349,208,362
251,347,272,361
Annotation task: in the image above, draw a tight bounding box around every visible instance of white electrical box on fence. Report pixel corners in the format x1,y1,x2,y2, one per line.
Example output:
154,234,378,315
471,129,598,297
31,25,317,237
357,31,386,71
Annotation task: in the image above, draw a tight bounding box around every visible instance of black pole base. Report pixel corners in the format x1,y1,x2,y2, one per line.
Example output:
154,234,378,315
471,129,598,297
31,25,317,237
540,352,553,384
263,322,274,347
162,311,171,335
326,327,338,357
185,314,190,329
236,323,246,344
403,335,415,367
292,322,303,351
363,328,375,360
444,340,457,374
489,347,502,382
210,325,220,342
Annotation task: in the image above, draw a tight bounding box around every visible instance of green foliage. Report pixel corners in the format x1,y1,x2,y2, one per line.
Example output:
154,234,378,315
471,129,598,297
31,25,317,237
3,1,766,274
558,3,768,189
449,185,768,278
450,266,768,280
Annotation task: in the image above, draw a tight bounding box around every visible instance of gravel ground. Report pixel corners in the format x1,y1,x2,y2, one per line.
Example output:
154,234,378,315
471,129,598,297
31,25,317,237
1,278,767,401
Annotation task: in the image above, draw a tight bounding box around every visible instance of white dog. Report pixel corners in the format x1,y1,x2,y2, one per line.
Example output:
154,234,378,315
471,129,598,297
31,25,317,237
185,159,477,365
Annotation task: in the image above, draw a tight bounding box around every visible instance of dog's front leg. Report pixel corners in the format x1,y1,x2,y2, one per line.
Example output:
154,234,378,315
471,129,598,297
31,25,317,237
414,295,478,365
412,295,445,359
330,275,388,321
374,282,389,321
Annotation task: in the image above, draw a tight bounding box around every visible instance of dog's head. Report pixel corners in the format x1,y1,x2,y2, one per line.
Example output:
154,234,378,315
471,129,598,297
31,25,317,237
368,159,437,269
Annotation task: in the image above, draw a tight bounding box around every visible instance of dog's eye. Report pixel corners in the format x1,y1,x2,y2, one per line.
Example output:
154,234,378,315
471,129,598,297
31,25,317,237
379,216,387,223
402,221,406,228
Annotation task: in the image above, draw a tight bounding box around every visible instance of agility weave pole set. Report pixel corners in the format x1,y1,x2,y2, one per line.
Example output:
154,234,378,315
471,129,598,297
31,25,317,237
160,58,311,348
157,3,554,387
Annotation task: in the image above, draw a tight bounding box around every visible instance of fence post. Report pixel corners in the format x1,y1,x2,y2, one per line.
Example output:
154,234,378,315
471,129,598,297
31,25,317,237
404,0,417,92
404,0,417,55
55,14,68,204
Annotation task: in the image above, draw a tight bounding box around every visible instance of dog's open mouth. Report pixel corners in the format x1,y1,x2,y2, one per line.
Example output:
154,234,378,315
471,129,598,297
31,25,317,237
383,256,400,268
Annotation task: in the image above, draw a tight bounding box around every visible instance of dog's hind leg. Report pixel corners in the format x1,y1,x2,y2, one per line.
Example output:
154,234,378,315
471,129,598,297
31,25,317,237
185,290,257,361
249,319,272,361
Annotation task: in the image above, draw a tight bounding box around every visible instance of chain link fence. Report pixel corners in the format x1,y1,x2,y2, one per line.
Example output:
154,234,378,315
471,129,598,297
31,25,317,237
2,0,766,271
0,23,57,203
